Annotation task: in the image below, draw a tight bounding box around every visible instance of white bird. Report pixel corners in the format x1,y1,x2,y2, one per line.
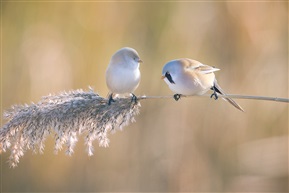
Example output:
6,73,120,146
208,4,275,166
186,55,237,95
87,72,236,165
161,58,244,112
106,47,142,105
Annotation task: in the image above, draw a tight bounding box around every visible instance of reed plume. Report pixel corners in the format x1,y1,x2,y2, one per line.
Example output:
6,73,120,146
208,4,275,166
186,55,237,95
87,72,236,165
0,88,140,167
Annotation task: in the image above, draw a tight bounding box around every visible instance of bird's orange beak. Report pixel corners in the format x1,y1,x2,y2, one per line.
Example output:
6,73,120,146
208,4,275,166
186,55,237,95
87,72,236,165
161,75,165,80
138,59,143,63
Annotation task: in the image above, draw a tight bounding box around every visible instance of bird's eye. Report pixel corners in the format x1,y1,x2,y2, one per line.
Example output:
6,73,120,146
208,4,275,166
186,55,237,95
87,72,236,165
165,72,175,84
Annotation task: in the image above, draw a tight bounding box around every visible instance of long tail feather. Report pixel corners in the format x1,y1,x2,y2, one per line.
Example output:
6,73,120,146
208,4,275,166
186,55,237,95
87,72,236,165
213,81,245,112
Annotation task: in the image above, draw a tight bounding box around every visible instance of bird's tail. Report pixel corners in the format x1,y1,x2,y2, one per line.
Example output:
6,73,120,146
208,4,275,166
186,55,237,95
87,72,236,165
212,80,245,112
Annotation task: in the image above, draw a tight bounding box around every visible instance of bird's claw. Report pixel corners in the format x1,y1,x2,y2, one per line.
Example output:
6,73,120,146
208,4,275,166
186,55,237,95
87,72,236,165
173,94,181,101
131,93,138,104
210,92,218,100
210,86,219,100
108,94,115,105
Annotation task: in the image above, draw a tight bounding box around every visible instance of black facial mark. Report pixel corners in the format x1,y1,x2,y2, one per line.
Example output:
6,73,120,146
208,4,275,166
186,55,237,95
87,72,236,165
165,72,175,84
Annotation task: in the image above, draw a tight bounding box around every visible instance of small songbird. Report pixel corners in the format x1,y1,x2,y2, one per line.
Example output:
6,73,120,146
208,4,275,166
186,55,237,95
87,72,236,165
106,47,142,105
161,58,244,112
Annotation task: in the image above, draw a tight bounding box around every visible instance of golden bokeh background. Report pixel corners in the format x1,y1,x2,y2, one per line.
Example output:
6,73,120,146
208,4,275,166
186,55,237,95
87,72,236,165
1,1,288,192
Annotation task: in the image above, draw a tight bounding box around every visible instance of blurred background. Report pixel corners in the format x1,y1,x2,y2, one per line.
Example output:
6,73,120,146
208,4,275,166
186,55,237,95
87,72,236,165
1,1,288,192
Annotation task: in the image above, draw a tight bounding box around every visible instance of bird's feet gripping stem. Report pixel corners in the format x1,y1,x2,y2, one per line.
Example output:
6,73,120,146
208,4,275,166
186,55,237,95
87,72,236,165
210,86,218,100
131,93,138,104
173,94,182,101
108,93,116,105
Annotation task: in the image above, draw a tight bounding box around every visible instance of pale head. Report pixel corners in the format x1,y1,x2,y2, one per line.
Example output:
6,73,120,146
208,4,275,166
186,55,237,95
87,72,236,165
110,47,142,70
161,59,193,84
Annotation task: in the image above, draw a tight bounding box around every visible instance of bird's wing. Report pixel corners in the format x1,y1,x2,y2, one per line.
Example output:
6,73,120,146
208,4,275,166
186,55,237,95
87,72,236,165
196,65,220,74
187,63,220,74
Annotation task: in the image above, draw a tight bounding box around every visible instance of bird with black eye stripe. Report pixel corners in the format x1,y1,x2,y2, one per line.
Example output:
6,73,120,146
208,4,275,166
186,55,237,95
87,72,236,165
161,58,244,112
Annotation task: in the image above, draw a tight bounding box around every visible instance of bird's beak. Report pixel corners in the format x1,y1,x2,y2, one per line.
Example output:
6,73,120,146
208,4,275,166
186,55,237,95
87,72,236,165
138,59,143,63
161,75,165,80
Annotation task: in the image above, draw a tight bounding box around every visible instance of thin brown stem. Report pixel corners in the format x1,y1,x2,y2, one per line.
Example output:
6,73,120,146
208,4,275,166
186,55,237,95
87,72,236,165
138,94,289,103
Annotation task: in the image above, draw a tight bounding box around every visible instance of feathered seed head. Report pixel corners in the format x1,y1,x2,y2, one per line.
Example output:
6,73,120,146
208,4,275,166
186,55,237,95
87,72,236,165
0,88,141,167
